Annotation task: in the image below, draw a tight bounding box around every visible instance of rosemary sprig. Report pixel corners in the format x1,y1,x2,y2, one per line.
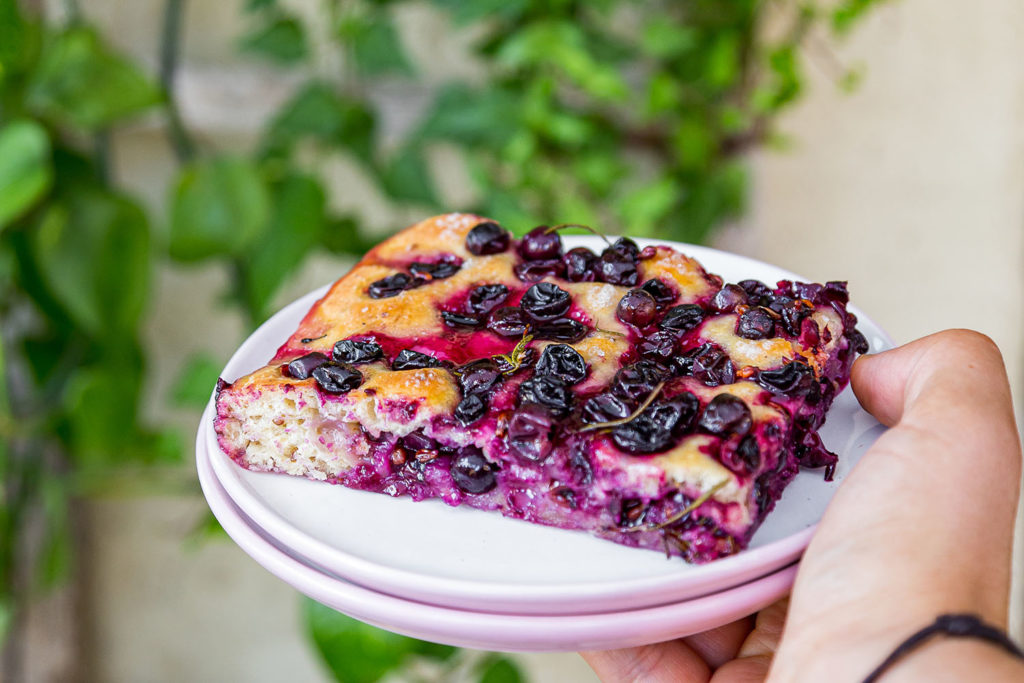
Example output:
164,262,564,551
577,381,665,433
494,332,534,375
545,223,613,247
622,480,728,533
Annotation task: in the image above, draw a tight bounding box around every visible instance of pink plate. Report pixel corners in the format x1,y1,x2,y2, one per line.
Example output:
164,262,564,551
198,436,798,652
204,237,892,616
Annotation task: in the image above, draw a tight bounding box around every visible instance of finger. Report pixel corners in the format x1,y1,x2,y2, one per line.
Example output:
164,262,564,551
581,640,711,682
708,600,788,682
681,616,754,668
851,329,1015,431
736,598,788,658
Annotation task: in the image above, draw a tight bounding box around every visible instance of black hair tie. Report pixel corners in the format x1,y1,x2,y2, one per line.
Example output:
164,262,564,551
863,614,1024,682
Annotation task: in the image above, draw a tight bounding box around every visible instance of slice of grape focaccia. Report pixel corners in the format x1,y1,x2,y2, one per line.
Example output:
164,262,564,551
214,213,869,563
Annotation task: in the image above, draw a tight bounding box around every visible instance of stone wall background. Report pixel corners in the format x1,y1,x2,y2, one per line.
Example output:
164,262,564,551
29,0,1022,680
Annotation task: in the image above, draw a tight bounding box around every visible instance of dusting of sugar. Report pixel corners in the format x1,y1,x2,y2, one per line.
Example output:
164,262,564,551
590,284,617,311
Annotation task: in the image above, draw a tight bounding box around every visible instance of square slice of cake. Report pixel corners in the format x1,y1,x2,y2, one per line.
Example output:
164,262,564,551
215,214,867,562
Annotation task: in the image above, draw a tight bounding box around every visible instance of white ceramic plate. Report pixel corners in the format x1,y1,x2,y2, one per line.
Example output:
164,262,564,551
204,237,892,615
198,430,799,652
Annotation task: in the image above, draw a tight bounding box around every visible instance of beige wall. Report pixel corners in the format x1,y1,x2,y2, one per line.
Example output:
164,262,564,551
66,0,1024,680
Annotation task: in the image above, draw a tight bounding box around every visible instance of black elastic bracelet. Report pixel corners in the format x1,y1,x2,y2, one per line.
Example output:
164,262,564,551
862,613,1024,682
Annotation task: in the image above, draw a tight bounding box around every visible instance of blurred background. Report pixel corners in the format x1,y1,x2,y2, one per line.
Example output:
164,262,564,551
1,0,1021,681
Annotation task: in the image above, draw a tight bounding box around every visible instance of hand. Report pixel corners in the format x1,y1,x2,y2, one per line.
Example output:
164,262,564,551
582,330,1023,682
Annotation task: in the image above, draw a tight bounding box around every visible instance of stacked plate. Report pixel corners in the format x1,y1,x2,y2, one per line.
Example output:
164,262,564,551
196,239,893,652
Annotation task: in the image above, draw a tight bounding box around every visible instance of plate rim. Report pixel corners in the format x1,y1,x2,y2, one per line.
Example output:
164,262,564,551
201,237,893,614
198,431,800,651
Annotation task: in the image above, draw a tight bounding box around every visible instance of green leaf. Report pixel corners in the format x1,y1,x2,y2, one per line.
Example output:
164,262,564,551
0,0,41,79
240,15,308,65
171,353,223,407
377,145,438,206
245,0,276,11
832,0,883,34
304,598,453,683
185,510,228,548
26,27,161,129
320,215,375,256
477,654,526,683
640,21,698,59
0,120,52,230
63,363,143,466
672,117,714,170
37,478,72,590
261,82,376,165
429,0,529,25
239,174,325,321
0,595,11,645
418,85,520,149
339,13,413,77
618,176,676,236
32,189,151,338
169,156,269,262
496,21,628,101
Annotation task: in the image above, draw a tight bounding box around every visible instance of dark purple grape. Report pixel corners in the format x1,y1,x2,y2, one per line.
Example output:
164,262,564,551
332,340,383,365
466,284,509,316
757,361,816,395
441,311,482,329
581,392,631,424
392,349,444,370
568,441,593,485
794,429,838,470
409,259,460,280
691,345,735,387
669,343,707,377
640,278,676,306
597,252,638,286
698,394,752,436
824,281,850,304
769,296,812,336
736,435,761,473
520,282,571,322
533,318,587,342
637,331,677,362
465,221,510,256
616,289,657,327
454,359,503,395
847,328,869,354
514,259,566,282
736,307,776,340
563,247,598,282
368,272,423,299
518,225,562,260
450,448,497,493
285,352,329,379
535,344,586,384
607,237,640,260
454,394,488,425
611,360,670,403
506,407,553,461
660,304,704,332
312,362,363,393
619,499,647,527
517,375,574,417
487,307,531,337
401,432,436,453
611,394,699,454
712,284,748,313
738,279,772,304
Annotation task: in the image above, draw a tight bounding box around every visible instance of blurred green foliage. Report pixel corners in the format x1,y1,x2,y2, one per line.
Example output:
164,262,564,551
0,0,882,678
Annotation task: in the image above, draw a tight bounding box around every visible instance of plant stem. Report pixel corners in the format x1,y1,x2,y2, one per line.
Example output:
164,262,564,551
159,0,197,163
